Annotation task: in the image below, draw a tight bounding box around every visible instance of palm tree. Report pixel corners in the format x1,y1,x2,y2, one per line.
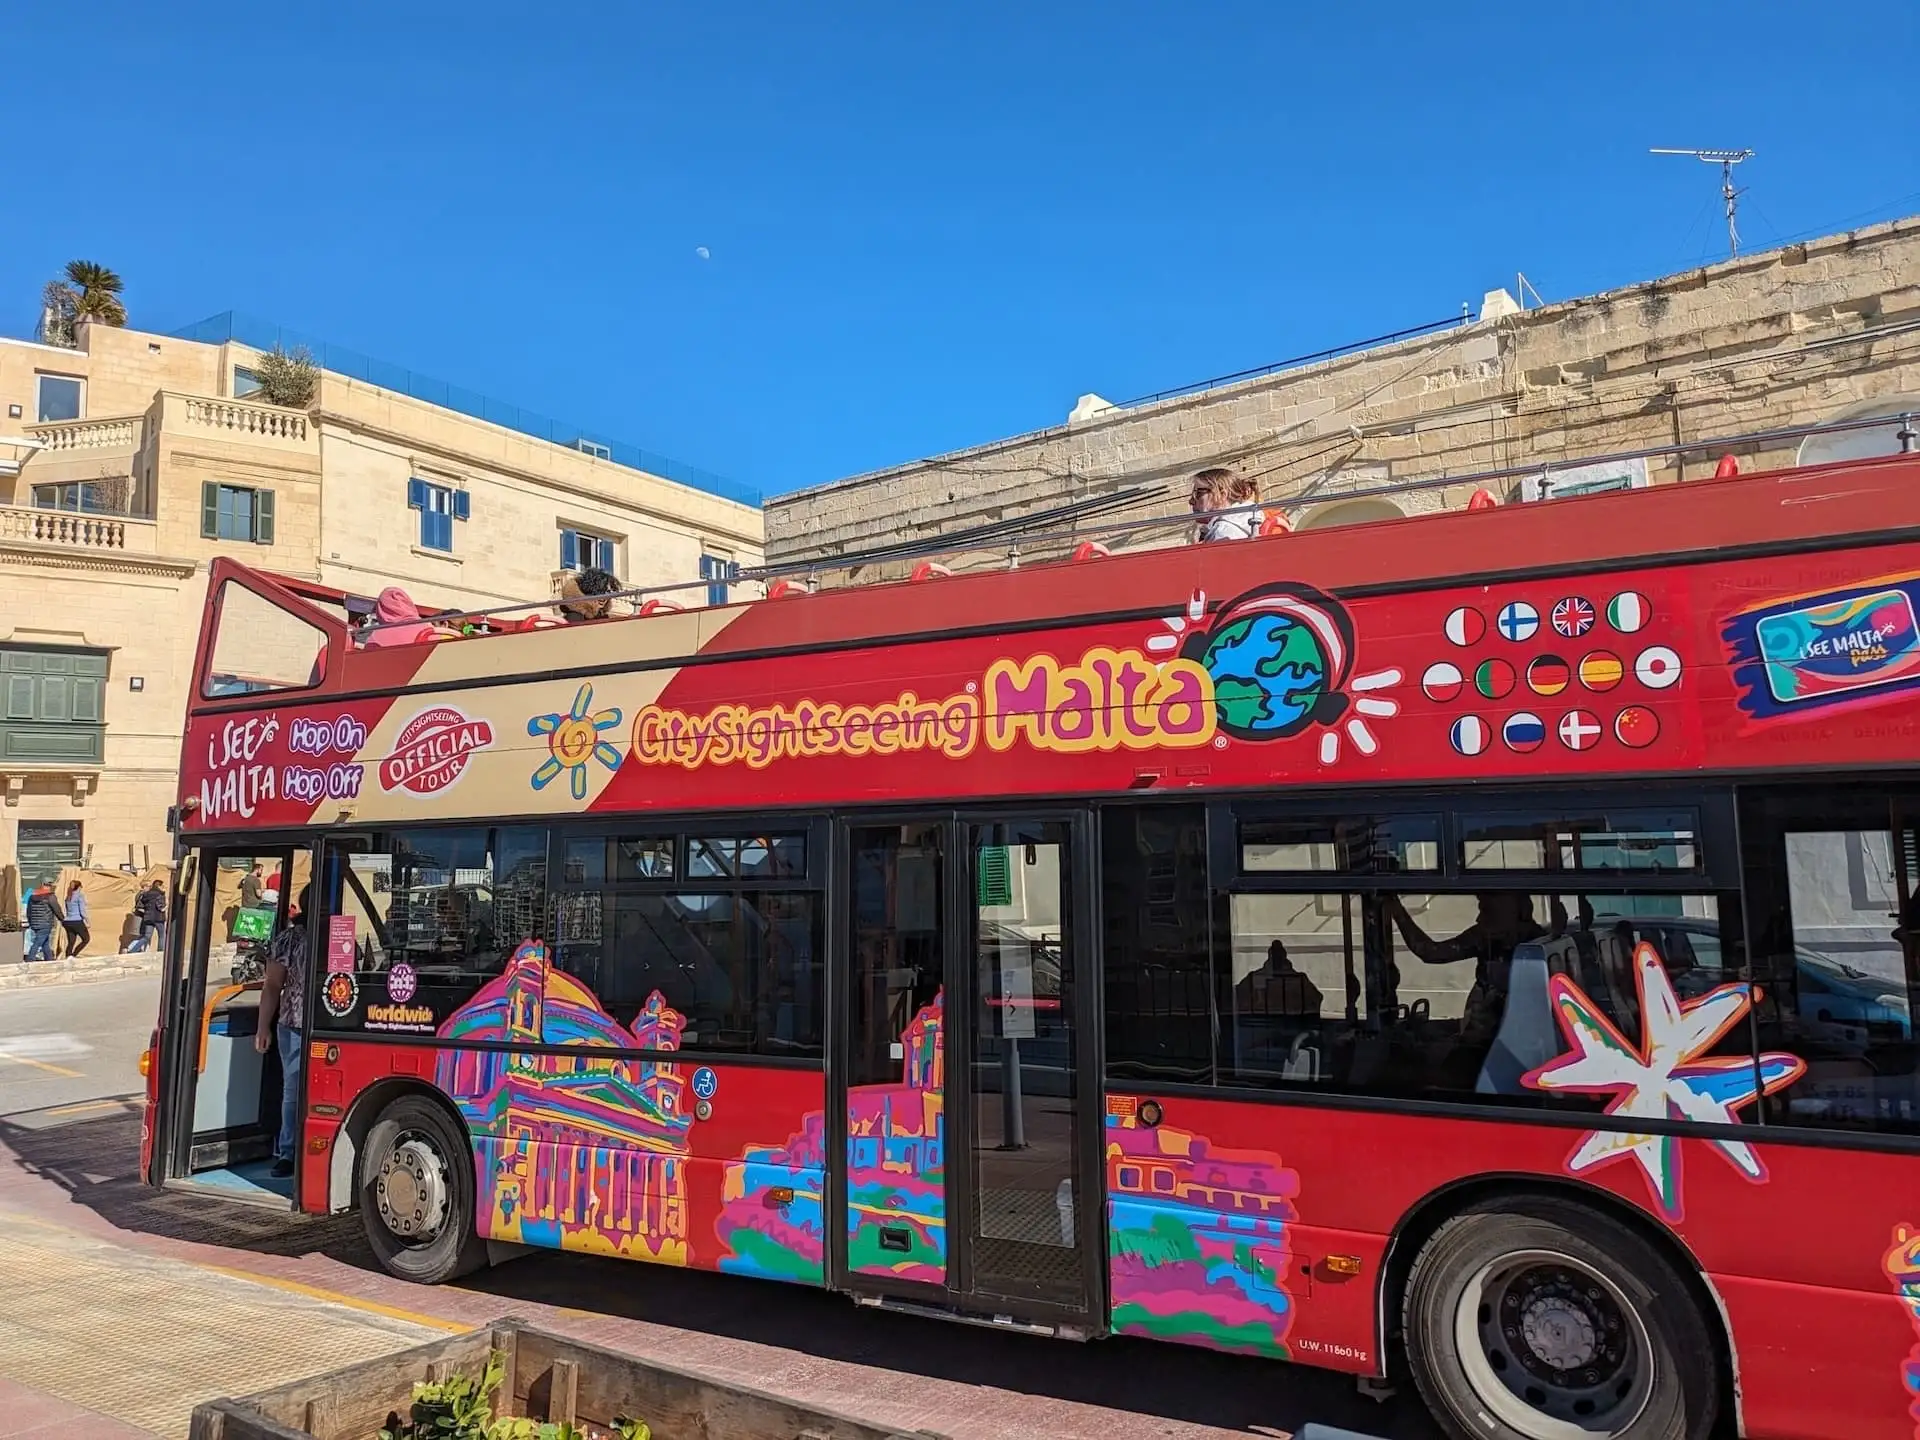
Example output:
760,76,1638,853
63,261,127,328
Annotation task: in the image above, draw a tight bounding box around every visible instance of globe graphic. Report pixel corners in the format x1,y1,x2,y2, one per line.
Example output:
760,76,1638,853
1199,610,1333,737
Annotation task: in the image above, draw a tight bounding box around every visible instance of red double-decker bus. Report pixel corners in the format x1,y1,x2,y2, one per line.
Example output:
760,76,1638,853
144,450,1920,1440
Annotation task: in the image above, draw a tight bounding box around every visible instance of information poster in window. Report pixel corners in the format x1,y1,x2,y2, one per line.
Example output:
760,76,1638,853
327,914,356,974
999,941,1037,1040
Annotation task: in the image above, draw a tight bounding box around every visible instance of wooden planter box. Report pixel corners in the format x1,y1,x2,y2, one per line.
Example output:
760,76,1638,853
188,1319,949,1440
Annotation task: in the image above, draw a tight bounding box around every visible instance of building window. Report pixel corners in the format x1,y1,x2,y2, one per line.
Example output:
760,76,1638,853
408,477,469,553
15,820,83,888
560,528,617,573
32,482,112,514
200,482,276,544
35,374,83,423
0,645,108,768
233,367,262,399
574,439,611,460
700,552,737,606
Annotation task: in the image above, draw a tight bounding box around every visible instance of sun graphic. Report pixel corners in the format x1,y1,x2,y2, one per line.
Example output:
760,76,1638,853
528,683,624,800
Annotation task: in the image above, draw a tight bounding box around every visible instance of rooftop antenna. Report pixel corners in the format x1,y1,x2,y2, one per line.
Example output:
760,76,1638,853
1650,147,1756,257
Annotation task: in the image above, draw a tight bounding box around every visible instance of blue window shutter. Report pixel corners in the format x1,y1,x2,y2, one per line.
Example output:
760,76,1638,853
452,489,470,522
407,477,426,510
559,532,575,569
594,537,613,571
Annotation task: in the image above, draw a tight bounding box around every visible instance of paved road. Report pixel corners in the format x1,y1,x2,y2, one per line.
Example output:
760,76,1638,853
0,974,157,1117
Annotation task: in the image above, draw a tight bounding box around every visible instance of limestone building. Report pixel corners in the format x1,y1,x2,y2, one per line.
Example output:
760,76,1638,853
0,317,761,881
766,215,1920,577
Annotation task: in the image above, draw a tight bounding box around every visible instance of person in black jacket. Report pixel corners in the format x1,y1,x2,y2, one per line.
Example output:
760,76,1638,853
24,882,58,963
131,880,169,954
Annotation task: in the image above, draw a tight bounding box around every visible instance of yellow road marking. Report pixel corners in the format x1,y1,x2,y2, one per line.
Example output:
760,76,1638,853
39,1097,132,1118
0,1054,83,1078
193,1264,471,1333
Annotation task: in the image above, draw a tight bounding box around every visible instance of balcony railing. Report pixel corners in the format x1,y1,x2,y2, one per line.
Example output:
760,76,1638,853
161,392,313,447
0,503,158,554
26,416,141,452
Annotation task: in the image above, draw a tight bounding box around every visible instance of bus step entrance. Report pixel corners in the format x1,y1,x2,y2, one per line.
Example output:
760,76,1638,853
852,1293,1089,1341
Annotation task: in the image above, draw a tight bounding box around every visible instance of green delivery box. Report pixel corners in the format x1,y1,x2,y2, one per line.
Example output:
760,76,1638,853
231,907,275,942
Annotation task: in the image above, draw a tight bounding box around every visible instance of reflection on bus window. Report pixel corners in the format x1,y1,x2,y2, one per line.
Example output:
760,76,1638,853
1222,889,1743,1106
317,826,548,1034
549,826,823,1059
1742,793,1920,1134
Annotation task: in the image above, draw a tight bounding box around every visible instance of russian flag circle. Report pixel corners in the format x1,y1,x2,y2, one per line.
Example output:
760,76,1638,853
1502,711,1546,753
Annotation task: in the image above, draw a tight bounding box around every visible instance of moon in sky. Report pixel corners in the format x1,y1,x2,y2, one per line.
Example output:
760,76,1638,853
695,246,711,261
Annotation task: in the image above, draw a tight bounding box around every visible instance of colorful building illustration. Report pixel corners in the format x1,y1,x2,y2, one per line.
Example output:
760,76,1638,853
1105,1110,1299,1357
1886,1224,1920,1433
846,992,947,1282
437,941,695,1262
716,1112,828,1285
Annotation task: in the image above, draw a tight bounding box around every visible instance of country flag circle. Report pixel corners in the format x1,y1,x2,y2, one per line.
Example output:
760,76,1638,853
1551,596,1596,638
1445,606,1486,647
1421,661,1464,702
1450,714,1490,756
1615,705,1660,749
1579,650,1624,692
1527,654,1571,697
1558,708,1603,751
1635,645,1683,690
1606,591,1651,634
1497,600,1540,643
1503,711,1546,753
1475,657,1516,700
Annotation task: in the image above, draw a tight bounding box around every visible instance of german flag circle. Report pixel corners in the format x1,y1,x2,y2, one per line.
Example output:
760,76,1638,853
1527,654,1570,696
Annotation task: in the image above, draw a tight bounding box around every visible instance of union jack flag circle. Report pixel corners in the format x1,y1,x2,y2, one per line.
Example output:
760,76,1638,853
1551,596,1596,638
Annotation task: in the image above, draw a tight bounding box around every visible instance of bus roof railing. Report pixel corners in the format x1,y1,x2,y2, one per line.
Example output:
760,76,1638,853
355,407,1920,640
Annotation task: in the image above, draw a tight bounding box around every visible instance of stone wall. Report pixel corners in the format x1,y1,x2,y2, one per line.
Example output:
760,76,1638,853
766,216,1920,579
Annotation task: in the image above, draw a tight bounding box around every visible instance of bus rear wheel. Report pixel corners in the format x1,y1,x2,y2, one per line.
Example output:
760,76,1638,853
1403,1196,1717,1440
358,1094,487,1284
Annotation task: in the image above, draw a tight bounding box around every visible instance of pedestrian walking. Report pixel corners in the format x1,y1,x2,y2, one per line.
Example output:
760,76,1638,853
23,881,58,963
239,863,263,911
57,879,90,958
130,878,168,953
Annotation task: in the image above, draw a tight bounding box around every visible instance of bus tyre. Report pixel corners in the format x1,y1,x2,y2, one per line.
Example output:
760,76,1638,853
358,1095,488,1285
1403,1197,1716,1440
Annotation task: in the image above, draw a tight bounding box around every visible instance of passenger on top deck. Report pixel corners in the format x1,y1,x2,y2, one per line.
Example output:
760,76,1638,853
361,586,434,648
1189,466,1262,543
557,567,621,623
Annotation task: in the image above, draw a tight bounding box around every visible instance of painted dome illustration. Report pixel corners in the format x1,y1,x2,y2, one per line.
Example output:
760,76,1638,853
1185,584,1354,740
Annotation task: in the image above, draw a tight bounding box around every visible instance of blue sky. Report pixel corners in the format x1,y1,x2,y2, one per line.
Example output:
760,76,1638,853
7,2,1916,499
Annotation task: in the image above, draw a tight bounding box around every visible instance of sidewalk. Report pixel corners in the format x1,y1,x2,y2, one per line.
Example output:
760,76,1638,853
0,949,165,991
0,1207,447,1437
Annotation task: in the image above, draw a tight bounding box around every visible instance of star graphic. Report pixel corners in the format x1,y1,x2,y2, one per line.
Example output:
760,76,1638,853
528,683,624,800
1522,941,1805,1220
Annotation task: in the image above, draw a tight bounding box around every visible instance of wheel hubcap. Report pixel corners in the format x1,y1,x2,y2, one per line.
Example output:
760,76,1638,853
1453,1249,1654,1438
374,1132,450,1243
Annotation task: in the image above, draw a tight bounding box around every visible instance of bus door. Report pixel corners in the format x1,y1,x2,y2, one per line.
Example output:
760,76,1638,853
834,813,1101,1333
150,841,311,1207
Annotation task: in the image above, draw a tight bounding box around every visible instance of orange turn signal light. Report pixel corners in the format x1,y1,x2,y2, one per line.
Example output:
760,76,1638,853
137,1051,151,1078
1323,1254,1364,1277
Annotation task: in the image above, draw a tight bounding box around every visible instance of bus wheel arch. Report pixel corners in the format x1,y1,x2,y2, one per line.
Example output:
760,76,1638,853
333,1080,489,1284
1377,1174,1737,1439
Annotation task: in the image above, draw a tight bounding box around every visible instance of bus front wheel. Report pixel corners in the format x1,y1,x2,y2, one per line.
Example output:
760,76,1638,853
358,1094,488,1285
1403,1196,1717,1440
